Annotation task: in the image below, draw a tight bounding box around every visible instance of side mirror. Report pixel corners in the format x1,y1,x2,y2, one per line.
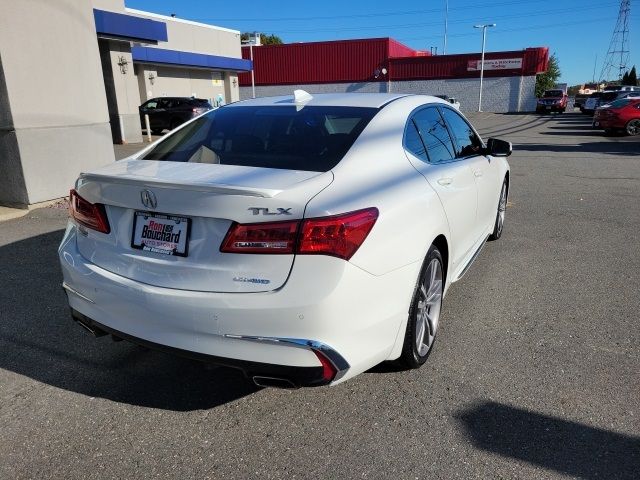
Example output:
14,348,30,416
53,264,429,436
486,138,512,157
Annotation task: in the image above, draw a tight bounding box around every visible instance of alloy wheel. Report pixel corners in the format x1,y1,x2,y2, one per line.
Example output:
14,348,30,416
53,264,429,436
415,258,443,357
496,183,507,237
626,119,640,136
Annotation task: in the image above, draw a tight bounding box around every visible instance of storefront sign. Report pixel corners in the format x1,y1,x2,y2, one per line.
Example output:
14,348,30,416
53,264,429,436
467,58,523,71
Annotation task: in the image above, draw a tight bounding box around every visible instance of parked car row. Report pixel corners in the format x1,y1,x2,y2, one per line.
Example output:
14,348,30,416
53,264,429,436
580,88,640,115
592,97,640,136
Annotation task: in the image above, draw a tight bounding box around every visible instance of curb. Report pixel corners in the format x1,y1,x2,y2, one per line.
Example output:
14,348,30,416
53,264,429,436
0,198,67,222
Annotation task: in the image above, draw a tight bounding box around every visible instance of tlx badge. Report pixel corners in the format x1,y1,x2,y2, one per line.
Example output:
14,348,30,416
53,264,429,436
248,207,292,216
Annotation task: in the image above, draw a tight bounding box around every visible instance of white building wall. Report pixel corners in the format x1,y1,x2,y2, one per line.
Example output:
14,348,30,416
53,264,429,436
240,76,538,113
0,0,114,206
123,9,243,106
138,66,228,105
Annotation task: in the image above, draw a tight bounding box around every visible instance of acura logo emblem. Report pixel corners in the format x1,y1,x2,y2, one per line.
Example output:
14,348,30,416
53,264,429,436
140,189,157,209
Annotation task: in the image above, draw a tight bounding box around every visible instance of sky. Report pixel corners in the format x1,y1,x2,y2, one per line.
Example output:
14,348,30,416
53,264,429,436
126,0,639,86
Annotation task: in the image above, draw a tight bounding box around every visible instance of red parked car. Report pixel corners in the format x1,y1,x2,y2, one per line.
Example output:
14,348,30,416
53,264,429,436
536,89,568,113
593,98,640,136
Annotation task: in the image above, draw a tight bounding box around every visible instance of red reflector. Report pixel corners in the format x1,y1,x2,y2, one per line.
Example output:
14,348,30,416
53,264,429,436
298,207,378,260
313,350,337,382
69,189,110,234
220,220,300,254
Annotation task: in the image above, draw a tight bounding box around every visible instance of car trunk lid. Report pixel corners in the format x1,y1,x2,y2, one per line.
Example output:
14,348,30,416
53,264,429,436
74,159,333,293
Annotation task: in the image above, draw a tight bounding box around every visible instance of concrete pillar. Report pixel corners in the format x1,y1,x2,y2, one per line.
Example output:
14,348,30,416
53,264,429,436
98,39,143,144
0,0,115,207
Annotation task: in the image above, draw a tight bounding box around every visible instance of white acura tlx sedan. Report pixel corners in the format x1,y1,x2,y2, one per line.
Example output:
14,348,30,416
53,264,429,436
59,91,511,388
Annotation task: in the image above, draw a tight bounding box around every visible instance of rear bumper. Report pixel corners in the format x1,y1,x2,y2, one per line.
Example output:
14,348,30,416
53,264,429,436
59,223,417,385
69,308,339,387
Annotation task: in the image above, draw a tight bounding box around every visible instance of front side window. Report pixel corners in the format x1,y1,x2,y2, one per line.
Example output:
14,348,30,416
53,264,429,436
142,105,378,172
412,107,455,163
440,108,484,158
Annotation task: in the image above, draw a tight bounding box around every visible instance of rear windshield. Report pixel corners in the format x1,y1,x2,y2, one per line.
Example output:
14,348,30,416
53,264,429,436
544,90,563,97
142,105,377,171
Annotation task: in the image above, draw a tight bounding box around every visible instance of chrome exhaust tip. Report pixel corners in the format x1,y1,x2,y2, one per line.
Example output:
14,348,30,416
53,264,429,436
71,311,107,337
252,376,297,389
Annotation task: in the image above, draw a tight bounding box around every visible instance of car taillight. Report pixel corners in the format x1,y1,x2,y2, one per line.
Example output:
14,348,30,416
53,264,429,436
220,220,299,254
220,207,378,260
69,189,110,234
298,208,378,260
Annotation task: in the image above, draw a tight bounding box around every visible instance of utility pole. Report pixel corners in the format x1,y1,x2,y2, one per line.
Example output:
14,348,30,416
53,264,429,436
474,23,496,112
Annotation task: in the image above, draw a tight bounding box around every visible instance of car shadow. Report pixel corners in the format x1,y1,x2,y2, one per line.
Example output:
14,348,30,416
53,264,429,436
0,230,260,411
456,401,640,479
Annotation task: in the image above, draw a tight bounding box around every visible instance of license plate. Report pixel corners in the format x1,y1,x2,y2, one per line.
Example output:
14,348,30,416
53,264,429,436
546,106,551,110
132,211,190,257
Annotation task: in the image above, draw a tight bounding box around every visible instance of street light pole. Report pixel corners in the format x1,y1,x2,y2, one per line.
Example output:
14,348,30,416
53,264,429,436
242,32,260,99
443,0,449,55
249,42,255,99
474,23,495,112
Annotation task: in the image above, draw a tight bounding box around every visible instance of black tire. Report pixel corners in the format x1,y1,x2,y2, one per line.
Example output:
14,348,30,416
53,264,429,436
398,246,444,369
488,179,508,241
625,119,640,136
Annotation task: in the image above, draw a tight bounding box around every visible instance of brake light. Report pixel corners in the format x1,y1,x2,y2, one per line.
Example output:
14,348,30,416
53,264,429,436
220,220,299,254
220,207,378,260
298,208,378,260
69,189,110,234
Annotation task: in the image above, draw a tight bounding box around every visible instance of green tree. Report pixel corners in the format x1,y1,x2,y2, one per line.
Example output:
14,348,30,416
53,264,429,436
629,66,637,86
622,71,630,85
535,54,561,98
241,33,283,45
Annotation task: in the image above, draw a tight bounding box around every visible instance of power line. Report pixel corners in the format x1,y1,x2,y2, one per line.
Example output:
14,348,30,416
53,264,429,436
269,2,617,34
189,0,595,23
396,16,619,42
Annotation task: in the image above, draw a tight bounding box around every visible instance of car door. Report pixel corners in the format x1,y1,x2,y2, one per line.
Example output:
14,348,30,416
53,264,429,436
404,106,479,267
440,106,500,236
156,98,174,129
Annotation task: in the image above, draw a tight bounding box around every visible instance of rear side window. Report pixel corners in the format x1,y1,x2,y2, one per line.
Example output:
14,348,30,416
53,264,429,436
440,108,484,158
404,121,427,161
608,99,633,108
142,105,378,172
412,107,455,163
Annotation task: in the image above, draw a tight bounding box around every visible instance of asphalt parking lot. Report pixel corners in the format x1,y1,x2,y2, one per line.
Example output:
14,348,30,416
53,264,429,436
1,112,638,479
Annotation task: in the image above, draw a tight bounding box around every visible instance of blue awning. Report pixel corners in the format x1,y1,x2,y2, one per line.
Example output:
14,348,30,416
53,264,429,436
94,9,168,43
132,46,252,72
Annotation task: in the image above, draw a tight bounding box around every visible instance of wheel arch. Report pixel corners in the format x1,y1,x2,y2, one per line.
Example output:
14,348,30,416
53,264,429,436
432,234,449,288
386,232,450,361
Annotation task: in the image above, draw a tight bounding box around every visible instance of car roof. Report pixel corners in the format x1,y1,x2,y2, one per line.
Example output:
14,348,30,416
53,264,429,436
227,92,432,109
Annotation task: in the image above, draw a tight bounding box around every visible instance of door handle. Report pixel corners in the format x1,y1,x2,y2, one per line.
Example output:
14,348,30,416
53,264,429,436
437,177,453,186
474,170,483,177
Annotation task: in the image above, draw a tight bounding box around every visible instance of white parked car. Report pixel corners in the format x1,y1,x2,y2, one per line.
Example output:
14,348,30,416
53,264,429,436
59,92,511,388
